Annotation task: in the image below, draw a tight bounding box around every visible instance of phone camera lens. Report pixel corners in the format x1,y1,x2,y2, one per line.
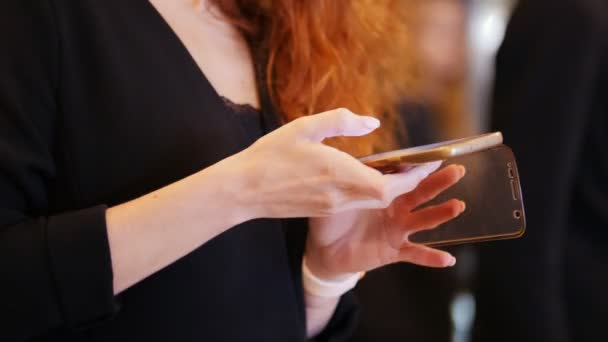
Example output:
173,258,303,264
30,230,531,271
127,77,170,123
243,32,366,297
513,210,522,219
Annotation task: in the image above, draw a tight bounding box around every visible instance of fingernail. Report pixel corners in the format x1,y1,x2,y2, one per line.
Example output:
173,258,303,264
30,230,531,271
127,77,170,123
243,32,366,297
448,256,457,267
458,200,466,213
362,117,380,129
456,165,466,178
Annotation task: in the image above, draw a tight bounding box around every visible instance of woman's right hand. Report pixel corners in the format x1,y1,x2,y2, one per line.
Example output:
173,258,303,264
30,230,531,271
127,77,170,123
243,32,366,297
220,108,442,221
106,108,442,293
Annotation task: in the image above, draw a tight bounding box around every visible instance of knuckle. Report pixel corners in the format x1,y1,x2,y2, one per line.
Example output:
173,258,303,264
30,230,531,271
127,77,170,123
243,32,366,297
444,200,461,216
376,182,392,207
319,160,338,178
369,179,385,199
335,107,352,116
290,115,309,131
448,206,460,217
365,177,390,206
333,108,353,123
448,167,461,181
319,191,341,214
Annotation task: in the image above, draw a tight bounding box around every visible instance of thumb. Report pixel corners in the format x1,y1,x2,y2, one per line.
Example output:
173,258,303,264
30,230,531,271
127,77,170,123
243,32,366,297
291,108,380,142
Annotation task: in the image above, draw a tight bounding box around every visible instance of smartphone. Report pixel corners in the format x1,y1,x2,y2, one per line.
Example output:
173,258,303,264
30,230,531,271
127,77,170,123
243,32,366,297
409,145,526,247
359,132,503,174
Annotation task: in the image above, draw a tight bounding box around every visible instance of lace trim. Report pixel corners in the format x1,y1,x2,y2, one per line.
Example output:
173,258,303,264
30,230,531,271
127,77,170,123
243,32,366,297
220,96,260,115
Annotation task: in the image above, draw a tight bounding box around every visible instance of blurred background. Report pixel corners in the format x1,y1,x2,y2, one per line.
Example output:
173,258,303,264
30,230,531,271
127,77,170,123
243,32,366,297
353,0,608,341
351,1,517,341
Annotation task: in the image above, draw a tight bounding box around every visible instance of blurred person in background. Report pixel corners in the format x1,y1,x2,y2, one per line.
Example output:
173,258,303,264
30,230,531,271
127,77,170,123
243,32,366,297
408,0,472,141
352,1,474,341
474,0,608,341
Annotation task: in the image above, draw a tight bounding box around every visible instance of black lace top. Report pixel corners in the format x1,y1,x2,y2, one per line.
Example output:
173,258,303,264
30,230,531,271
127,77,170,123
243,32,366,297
221,96,265,144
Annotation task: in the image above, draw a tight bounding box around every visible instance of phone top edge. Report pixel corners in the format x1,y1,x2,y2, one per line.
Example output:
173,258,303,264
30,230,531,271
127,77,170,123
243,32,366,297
359,132,503,165
446,132,503,157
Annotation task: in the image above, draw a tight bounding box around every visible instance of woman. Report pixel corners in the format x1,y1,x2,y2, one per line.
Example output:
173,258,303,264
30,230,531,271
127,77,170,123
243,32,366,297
0,0,466,340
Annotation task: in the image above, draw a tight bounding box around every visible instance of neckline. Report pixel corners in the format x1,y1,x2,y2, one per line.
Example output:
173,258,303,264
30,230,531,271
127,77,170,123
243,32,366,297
220,96,261,115
140,0,261,112
139,0,283,134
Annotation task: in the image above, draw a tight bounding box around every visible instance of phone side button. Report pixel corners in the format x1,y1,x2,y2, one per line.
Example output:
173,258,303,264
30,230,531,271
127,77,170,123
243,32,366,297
507,162,515,178
510,180,519,201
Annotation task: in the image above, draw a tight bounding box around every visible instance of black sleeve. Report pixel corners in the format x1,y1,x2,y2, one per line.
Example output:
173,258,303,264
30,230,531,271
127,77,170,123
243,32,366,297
312,291,359,342
474,0,606,341
0,1,117,340
282,218,360,342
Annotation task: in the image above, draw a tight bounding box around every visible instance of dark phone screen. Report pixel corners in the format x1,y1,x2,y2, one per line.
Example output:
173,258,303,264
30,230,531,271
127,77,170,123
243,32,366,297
409,145,526,246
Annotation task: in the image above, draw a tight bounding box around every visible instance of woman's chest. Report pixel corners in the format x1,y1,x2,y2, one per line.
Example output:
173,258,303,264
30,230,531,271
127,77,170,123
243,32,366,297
50,1,258,209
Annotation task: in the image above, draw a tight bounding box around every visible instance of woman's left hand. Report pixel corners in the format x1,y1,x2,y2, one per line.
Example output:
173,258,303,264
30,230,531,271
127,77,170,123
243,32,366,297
305,162,466,281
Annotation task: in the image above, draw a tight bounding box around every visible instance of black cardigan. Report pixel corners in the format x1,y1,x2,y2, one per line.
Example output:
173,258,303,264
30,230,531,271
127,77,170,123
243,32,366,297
0,1,356,341
474,0,608,341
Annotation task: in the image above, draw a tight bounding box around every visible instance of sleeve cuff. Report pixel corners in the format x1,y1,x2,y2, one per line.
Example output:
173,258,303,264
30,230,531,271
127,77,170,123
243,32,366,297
46,205,119,328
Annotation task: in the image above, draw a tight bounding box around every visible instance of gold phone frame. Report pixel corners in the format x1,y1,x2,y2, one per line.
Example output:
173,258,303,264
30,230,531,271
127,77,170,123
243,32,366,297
359,132,503,172
423,226,526,248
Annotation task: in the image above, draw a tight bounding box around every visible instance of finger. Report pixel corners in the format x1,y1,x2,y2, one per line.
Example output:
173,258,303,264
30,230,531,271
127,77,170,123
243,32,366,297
397,244,456,268
401,199,466,235
382,161,443,201
294,149,388,214
332,161,442,212
398,164,466,211
290,108,380,142
328,149,388,197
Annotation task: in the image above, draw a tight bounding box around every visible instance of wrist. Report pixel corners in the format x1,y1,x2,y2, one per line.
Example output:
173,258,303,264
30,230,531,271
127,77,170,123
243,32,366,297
212,150,276,223
196,154,259,225
140,163,252,238
304,238,356,281
303,252,353,282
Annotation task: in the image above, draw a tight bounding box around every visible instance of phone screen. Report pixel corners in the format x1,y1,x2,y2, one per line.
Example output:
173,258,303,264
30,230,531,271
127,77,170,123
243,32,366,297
409,145,526,247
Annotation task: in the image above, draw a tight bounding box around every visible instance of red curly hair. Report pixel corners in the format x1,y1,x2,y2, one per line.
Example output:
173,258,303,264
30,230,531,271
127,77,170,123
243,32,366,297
217,0,415,156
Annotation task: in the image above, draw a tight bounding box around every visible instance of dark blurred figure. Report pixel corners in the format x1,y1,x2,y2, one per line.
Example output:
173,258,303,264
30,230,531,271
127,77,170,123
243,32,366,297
351,1,472,341
475,0,608,341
